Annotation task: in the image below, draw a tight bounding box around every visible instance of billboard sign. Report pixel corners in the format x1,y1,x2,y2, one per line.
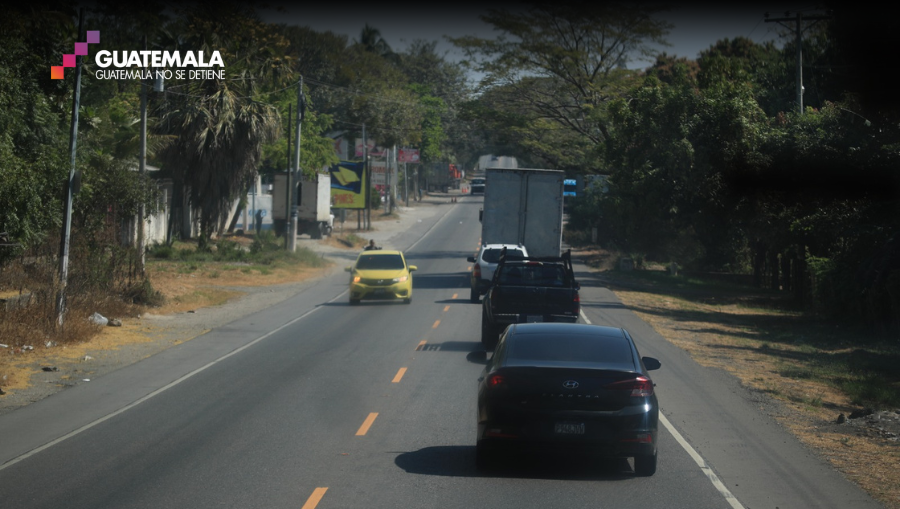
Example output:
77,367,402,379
355,138,386,158
329,161,367,209
398,148,420,163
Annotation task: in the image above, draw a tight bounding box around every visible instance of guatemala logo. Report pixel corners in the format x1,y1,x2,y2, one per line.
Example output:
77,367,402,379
51,31,100,79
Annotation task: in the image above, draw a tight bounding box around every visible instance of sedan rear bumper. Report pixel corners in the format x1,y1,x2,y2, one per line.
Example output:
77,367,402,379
477,405,658,458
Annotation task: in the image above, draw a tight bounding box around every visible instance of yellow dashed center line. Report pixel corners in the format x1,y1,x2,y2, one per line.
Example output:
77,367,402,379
443,305,450,312
452,293,458,299
356,413,379,436
432,320,440,329
301,488,328,509
392,367,407,383
416,340,426,351
467,266,472,272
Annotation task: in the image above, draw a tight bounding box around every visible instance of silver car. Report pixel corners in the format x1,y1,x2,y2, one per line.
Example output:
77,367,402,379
467,244,528,302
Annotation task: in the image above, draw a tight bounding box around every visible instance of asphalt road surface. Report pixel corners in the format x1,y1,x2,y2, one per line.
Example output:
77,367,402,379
0,197,882,508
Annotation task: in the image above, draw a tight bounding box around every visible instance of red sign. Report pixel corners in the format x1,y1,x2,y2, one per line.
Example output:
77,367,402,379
398,148,419,163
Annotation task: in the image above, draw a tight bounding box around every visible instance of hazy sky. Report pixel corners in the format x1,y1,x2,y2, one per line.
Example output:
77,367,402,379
260,2,824,69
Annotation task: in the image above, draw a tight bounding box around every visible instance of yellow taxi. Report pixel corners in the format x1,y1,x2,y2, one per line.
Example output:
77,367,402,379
345,250,417,304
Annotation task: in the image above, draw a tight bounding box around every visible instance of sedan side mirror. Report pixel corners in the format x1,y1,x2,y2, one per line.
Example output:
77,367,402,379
467,256,476,263
642,357,661,371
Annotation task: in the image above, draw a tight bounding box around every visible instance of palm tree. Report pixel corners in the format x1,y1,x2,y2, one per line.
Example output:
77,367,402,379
156,6,287,248
359,24,396,61
160,79,279,249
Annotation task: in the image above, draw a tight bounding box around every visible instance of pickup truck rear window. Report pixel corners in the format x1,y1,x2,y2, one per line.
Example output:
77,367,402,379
497,263,569,286
482,248,525,263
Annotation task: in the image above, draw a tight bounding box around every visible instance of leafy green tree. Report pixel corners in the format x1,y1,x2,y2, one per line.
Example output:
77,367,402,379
0,5,73,262
452,1,671,151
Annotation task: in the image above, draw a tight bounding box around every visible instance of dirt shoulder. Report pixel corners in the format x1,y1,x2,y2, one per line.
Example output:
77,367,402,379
0,198,447,415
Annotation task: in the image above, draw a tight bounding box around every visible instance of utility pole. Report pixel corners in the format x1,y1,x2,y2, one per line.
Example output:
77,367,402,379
56,9,85,327
765,10,831,115
289,77,304,252
137,36,150,279
285,104,292,251
362,123,370,230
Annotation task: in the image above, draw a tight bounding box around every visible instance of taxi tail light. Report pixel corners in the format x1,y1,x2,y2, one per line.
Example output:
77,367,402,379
606,376,654,397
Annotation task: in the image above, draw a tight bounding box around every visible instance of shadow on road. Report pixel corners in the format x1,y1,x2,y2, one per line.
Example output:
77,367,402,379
413,272,470,290
394,445,635,481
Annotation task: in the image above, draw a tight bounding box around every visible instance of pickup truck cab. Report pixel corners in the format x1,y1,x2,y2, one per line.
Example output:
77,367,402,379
481,249,580,349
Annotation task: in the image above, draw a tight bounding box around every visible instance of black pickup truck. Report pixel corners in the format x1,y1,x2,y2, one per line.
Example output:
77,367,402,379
480,249,580,349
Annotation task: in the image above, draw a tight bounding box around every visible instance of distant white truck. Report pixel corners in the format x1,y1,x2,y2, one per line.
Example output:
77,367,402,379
272,172,334,239
480,168,565,258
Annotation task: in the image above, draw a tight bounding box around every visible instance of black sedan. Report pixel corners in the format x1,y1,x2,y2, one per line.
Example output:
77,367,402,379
476,323,662,475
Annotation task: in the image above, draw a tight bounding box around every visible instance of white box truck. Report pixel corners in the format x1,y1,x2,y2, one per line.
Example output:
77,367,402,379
480,168,565,258
272,172,334,239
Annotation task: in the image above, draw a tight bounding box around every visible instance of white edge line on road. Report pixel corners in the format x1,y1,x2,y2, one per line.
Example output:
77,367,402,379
579,309,592,324
581,309,742,508
0,292,347,472
658,413,744,509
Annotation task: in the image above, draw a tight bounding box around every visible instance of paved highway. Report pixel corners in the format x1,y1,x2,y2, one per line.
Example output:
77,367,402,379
0,197,882,508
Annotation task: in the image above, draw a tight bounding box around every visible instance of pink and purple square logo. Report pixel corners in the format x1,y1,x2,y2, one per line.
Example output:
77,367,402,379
51,30,99,79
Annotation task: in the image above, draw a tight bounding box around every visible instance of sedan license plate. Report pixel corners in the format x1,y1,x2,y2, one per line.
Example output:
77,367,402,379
372,288,386,295
525,315,543,323
554,422,585,435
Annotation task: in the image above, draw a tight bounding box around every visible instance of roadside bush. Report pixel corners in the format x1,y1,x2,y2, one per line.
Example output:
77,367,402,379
214,239,245,262
148,243,177,260
250,230,281,254
124,278,165,306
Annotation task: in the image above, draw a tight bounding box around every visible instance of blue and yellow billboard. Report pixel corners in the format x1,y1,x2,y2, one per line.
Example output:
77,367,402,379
329,161,367,209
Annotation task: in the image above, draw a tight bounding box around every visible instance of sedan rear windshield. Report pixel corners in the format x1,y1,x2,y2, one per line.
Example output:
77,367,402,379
482,249,525,264
356,254,405,270
508,333,634,367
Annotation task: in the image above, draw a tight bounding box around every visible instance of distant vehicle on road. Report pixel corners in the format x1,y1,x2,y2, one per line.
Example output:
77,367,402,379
467,243,528,302
480,168,564,258
476,323,662,476
345,250,417,304
469,178,486,194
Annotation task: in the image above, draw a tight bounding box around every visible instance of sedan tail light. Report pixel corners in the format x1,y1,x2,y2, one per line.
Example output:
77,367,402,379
607,376,654,397
487,373,507,388
473,263,481,279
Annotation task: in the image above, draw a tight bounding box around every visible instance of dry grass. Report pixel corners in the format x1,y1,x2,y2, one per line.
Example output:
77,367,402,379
0,246,332,397
592,261,900,509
